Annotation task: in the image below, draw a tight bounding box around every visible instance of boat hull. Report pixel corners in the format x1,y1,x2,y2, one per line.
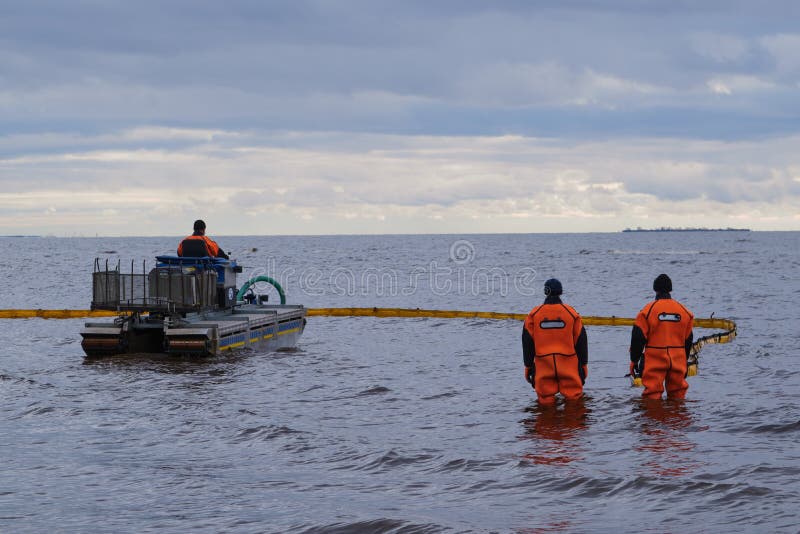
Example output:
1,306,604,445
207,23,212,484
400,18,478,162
81,304,306,358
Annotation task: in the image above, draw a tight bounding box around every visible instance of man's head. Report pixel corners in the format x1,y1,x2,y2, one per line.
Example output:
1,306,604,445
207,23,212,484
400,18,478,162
544,278,563,296
193,219,206,234
653,273,672,293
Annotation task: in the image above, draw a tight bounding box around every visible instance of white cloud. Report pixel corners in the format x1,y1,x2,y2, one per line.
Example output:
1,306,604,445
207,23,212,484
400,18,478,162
707,81,732,95
706,75,777,95
1,128,799,235
456,62,669,108
120,126,239,142
584,70,664,96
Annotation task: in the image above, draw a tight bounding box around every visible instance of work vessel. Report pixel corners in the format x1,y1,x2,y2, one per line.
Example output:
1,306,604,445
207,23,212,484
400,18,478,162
80,256,305,358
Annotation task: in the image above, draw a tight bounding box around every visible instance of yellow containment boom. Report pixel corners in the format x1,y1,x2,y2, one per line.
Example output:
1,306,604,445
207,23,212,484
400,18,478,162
304,307,737,357
306,307,734,329
0,309,120,319
0,307,736,352
0,307,734,386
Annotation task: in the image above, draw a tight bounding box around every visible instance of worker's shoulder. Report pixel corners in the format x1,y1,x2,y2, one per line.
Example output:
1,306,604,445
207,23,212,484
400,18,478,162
560,303,582,319
670,298,694,319
638,299,659,315
525,304,543,318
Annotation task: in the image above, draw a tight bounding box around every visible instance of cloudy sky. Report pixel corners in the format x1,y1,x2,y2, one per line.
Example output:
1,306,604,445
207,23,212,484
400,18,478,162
1,0,799,235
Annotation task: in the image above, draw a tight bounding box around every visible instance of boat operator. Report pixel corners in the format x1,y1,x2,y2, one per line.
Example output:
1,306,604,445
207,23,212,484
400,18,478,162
522,278,589,404
177,219,229,259
629,274,694,399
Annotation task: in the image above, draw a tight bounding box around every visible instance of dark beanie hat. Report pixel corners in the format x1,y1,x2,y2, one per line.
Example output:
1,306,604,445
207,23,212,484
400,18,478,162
653,273,672,293
544,278,563,296
193,219,206,232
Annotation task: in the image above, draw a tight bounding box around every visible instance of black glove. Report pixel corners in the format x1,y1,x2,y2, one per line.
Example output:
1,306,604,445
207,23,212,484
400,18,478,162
629,360,642,378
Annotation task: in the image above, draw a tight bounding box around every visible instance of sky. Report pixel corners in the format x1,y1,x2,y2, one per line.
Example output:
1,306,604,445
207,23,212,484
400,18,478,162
1,0,799,236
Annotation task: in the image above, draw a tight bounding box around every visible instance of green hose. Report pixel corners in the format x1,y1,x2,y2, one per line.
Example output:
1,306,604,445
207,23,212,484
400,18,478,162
236,276,287,305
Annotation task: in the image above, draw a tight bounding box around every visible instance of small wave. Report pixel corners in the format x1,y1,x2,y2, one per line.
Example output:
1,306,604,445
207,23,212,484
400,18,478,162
697,465,800,483
362,450,436,472
357,386,391,397
232,424,306,443
293,518,443,534
749,420,800,434
519,474,776,510
298,385,391,403
335,450,437,473
0,373,23,383
609,249,704,255
15,405,56,418
650,479,774,504
421,391,459,401
519,474,598,494
706,484,775,508
429,458,506,473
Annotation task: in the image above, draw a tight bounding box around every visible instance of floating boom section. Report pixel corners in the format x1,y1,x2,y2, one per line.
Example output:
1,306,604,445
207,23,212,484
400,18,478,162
304,308,737,357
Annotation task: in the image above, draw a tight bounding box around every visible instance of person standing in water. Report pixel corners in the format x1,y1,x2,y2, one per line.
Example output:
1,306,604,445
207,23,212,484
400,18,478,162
522,278,588,404
629,274,694,399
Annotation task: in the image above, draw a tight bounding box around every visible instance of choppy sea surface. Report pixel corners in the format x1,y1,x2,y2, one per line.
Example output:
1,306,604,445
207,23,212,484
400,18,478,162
1,232,799,533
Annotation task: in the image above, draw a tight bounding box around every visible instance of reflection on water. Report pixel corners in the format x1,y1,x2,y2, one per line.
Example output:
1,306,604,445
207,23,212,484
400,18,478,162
636,398,702,478
519,397,590,466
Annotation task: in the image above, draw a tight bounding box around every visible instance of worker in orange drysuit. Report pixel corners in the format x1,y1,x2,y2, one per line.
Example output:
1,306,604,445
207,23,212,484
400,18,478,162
629,274,694,399
177,219,229,259
522,279,588,404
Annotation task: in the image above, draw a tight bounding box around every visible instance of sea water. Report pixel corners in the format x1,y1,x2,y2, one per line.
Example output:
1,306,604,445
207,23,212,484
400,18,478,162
1,232,798,532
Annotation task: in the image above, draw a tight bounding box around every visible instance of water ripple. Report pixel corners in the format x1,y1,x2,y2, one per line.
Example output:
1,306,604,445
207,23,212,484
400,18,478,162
1,233,798,532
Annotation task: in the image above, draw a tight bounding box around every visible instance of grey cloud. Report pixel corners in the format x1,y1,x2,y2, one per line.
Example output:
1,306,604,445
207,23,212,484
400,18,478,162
2,1,800,235
2,1,799,140
621,161,800,204
690,32,751,64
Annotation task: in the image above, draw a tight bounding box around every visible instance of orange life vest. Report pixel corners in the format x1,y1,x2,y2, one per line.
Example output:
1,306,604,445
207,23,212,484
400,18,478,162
635,299,693,350
524,303,582,357
177,235,220,258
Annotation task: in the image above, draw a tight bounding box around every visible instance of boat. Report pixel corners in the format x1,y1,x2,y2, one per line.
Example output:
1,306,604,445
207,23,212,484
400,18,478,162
622,227,751,232
80,255,306,358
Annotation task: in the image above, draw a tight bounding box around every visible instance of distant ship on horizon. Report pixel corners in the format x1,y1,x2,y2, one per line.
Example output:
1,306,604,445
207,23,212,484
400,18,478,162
622,227,751,232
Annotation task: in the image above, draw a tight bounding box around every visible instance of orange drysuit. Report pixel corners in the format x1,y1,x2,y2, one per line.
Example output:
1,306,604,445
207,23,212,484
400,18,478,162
630,297,693,399
523,298,588,403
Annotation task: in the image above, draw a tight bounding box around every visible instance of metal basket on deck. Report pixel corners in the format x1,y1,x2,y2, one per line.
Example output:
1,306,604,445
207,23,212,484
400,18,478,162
91,259,217,312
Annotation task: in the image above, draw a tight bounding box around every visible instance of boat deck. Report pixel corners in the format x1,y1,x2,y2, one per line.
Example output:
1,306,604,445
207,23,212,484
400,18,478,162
81,304,306,358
